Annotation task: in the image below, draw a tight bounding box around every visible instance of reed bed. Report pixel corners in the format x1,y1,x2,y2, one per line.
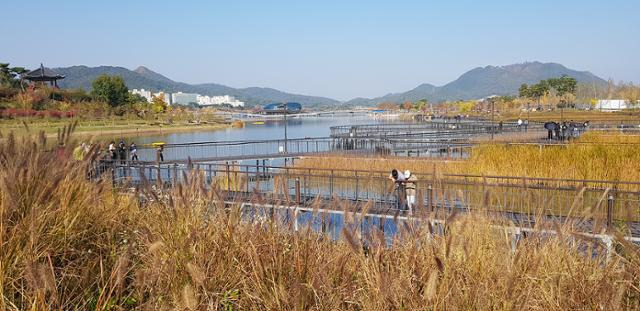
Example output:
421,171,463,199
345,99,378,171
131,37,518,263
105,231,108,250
1,130,640,309
297,132,640,183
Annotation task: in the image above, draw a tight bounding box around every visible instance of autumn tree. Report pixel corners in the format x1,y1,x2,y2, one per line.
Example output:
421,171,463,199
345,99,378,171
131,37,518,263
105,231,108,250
457,101,476,113
618,82,640,108
151,93,169,113
376,102,399,110
401,101,414,110
414,99,428,112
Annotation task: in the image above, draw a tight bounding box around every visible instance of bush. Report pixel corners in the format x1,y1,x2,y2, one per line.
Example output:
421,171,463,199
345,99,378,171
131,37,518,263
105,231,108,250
0,86,19,99
51,88,92,103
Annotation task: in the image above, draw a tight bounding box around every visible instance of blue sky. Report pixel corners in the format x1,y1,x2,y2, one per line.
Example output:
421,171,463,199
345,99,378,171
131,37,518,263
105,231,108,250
2,0,638,100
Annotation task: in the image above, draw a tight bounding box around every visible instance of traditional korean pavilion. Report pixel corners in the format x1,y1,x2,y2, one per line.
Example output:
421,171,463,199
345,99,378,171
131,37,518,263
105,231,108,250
22,63,65,88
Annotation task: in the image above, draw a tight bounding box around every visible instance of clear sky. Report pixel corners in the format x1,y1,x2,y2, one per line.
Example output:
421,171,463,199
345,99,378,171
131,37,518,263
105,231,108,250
2,0,639,100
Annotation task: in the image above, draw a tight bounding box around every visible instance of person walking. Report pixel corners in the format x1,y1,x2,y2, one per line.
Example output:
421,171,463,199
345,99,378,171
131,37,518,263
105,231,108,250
156,144,164,162
118,140,127,163
108,141,117,161
404,170,417,214
389,169,406,210
129,142,139,162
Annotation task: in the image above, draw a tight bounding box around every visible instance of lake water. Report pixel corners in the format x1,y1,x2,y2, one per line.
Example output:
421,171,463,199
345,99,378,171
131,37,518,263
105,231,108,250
132,114,387,145
116,114,401,162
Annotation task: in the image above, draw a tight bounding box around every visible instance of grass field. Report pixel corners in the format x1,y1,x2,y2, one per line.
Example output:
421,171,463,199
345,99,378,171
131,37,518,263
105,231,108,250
1,132,639,309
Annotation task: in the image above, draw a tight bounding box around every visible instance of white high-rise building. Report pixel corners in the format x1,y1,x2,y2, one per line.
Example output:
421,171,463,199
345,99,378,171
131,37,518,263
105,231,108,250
131,89,153,102
197,95,244,107
130,89,172,105
131,90,244,107
172,92,199,105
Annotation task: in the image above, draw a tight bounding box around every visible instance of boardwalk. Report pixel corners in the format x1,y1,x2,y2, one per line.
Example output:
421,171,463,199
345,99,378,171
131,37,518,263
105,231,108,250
103,163,640,238
133,120,540,163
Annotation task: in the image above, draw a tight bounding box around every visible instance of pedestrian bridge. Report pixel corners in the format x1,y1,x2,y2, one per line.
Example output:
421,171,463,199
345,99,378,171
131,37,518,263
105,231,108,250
102,163,640,239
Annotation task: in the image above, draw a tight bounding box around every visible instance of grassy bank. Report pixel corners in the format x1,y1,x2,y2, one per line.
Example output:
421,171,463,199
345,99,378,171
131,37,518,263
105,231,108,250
1,132,640,309
0,117,229,138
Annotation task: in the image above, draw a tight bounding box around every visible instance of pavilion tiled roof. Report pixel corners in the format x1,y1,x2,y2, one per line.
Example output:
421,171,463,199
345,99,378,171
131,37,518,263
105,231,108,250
22,63,65,81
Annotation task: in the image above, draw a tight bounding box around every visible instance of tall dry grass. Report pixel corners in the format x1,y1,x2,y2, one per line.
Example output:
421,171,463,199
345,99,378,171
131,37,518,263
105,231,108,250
1,130,639,309
297,132,640,182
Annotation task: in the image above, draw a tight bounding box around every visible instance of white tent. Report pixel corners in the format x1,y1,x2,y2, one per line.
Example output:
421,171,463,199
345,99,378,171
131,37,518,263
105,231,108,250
595,99,629,111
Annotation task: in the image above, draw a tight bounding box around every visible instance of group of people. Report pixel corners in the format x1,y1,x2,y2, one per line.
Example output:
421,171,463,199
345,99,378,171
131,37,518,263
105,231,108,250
389,169,418,213
544,120,589,140
108,140,138,163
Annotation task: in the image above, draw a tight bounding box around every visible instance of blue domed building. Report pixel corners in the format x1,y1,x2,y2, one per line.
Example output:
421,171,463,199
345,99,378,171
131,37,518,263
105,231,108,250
262,102,302,114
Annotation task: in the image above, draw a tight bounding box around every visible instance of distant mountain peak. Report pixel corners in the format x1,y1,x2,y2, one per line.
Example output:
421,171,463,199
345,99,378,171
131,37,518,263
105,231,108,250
133,65,174,84
343,61,606,105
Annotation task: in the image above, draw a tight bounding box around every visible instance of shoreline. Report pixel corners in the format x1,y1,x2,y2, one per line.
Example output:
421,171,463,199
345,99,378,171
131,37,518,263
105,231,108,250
0,122,230,139
63,123,230,139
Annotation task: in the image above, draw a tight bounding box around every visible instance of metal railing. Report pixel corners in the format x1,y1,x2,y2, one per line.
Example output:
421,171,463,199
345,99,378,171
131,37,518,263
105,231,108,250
100,163,640,236
128,137,480,163
330,121,528,138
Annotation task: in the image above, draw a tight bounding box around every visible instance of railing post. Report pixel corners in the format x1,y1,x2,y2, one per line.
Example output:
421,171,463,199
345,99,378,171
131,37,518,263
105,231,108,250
293,208,299,231
246,165,250,193
428,184,434,211
166,162,171,183
330,170,334,196
173,163,178,185
156,162,161,188
111,161,116,186
141,162,146,185
226,161,231,193
295,177,301,204
355,171,359,201
607,193,614,229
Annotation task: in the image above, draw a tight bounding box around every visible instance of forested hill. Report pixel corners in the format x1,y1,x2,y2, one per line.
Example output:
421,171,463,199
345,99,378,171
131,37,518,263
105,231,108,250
54,65,340,107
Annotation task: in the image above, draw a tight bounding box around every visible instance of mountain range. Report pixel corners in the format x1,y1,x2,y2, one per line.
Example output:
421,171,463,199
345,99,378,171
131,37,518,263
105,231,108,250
54,62,607,107
342,62,607,106
55,66,340,107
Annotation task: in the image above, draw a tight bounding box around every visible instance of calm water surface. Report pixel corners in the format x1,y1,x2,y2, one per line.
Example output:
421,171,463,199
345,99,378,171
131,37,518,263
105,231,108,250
133,114,389,145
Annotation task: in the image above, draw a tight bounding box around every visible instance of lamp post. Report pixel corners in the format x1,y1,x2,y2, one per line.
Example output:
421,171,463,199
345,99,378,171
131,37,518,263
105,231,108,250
527,102,530,132
491,100,495,140
278,103,288,154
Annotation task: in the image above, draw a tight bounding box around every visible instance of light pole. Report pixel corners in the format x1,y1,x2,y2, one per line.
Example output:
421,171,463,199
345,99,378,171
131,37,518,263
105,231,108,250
491,100,495,140
527,102,530,132
278,103,288,154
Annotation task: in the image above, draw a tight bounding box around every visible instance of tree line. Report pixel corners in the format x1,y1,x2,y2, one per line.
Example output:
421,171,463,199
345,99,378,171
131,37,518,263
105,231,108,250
518,75,577,108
